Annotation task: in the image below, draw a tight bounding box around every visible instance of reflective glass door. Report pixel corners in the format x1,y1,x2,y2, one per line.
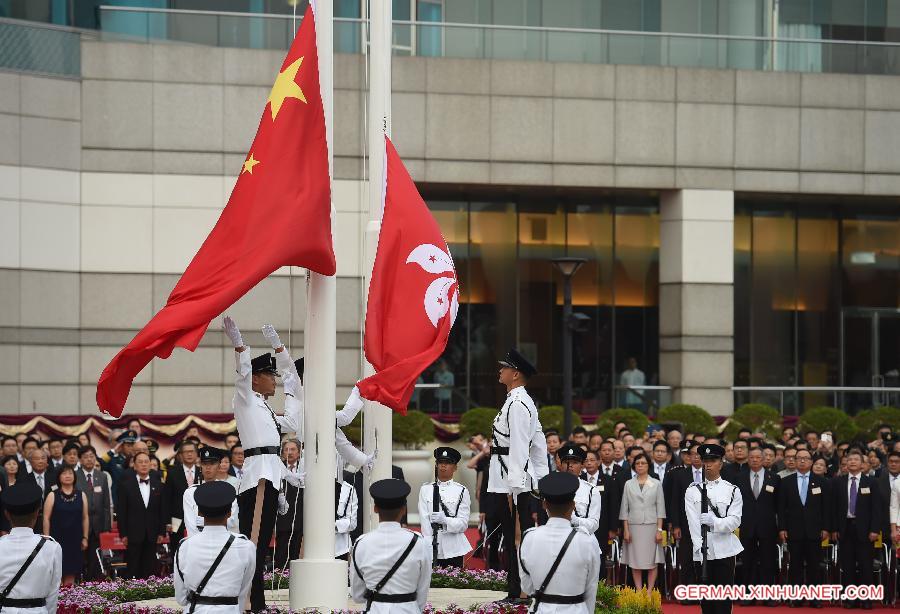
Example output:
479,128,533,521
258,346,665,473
841,308,900,411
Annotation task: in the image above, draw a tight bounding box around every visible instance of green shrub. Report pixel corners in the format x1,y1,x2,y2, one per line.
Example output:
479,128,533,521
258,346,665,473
854,406,900,439
341,408,362,446
596,581,619,611
459,407,498,439
724,403,782,441
539,405,582,434
798,406,859,441
595,408,649,438
392,410,435,449
657,404,718,437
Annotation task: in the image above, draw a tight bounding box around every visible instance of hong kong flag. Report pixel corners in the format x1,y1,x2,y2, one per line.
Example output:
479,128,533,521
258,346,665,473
357,136,459,414
96,4,335,417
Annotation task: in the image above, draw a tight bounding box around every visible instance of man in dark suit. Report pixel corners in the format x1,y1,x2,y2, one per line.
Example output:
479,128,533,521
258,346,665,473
669,442,703,594
876,450,900,551
595,454,620,581
75,445,112,580
275,440,303,570
165,440,200,547
831,449,882,609
778,449,831,608
722,439,750,484
650,441,674,487
117,451,168,579
20,448,56,534
736,447,780,604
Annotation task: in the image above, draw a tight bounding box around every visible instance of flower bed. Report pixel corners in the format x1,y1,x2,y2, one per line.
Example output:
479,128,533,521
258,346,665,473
58,576,177,614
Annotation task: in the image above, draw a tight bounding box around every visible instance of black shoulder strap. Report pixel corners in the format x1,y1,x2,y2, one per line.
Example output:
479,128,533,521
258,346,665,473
0,537,47,600
188,534,235,614
364,533,419,613
532,529,578,611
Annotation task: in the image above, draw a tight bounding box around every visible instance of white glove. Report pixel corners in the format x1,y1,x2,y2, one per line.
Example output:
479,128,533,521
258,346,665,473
283,468,306,489
261,324,282,350
363,452,377,474
346,386,364,413
698,512,715,527
277,493,289,516
429,511,447,526
223,316,244,348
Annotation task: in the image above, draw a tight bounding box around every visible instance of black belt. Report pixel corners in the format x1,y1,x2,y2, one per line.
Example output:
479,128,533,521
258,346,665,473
0,598,47,607
534,593,582,604
491,447,510,455
190,595,238,605
363,590,417,603
244,446,280,458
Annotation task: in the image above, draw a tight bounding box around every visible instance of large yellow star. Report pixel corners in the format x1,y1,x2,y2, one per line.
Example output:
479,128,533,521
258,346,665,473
242,153,260,174
267,57,307,121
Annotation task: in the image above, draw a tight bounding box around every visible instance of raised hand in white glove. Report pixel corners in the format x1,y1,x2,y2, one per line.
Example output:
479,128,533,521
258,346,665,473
698,512,715,527
277,493,289,516
346,386,363,412
223,316,244,348
261,324,282,350
429,511,447,526
363,452,377,474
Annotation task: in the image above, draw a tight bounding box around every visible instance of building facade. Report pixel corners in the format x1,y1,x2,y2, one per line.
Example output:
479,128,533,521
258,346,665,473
0,0,898,418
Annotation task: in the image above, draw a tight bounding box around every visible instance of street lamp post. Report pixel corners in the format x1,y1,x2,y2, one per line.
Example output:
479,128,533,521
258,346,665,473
552,257,586,439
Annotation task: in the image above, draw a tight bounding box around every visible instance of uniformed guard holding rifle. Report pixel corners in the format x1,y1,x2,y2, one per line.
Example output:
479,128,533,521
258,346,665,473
418,447,472,568
685,444,744,614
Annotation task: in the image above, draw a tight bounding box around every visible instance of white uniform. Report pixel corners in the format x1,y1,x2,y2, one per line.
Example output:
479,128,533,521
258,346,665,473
350,522,432,614
684,477,744,561
174,525,255,614
183,482,240,537
335,480,358,557
889,477,899,525
0,528,62,614
529,417,550,485
519,517,601,613
571,479,602,535
417,479,472,560
488,386,539,495
232,349,301,495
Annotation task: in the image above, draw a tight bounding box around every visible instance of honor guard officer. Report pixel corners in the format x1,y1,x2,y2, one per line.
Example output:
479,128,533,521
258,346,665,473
418,447,473,568
175,482,255,614
222,317,302,612
0,483,62,614
685,444,743,614
519,472,601,613
350,479,431,614
183,447,239,537
557,444,603,536
489,348,540,602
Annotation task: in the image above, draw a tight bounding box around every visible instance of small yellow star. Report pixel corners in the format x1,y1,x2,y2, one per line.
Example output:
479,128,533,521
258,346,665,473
267,57,307,121
242,153,260,174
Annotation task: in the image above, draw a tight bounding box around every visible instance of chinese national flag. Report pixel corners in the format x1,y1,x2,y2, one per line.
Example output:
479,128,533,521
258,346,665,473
356,136,458,414
96,5,335,417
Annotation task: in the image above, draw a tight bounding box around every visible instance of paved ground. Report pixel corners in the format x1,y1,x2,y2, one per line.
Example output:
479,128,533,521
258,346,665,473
135,587,508,611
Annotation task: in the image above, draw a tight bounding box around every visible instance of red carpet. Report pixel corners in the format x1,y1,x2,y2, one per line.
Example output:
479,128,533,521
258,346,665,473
663,604,896,613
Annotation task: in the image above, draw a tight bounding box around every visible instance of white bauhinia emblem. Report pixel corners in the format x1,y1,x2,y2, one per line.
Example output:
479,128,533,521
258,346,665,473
406,243,459,328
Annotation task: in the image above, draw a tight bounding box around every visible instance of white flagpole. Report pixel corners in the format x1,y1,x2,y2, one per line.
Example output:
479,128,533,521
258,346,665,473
362,0,393,533
290,0,346,609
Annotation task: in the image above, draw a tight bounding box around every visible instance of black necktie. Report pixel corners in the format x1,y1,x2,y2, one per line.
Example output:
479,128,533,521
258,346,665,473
140,479,149,485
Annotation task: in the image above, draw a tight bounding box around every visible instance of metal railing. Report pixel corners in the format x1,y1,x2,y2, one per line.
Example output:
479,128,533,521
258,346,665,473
95,6,900,75
613,385,672,415
733,386,900,416
0,18,81,77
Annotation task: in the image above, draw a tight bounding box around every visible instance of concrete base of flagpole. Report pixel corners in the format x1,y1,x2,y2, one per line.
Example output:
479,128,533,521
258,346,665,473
289,558,348,610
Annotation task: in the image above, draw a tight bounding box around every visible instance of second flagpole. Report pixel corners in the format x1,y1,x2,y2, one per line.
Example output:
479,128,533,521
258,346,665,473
362,0,393,533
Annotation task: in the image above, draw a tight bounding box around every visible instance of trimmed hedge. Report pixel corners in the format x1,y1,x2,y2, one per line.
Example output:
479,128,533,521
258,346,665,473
853,406,900,439
724,403,782,441
798,406,859,441
538,405,582,434
595,408,649,438
459,407,498,439
392,409,436,449
657,404,717,437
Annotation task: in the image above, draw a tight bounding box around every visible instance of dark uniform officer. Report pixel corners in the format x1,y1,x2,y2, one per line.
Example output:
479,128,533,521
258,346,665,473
519,472,601,613
734,448,780,604
685,444,743,614
175,481,255,614
0,483,62,614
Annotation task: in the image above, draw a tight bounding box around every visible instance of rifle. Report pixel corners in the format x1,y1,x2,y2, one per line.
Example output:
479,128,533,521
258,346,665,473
432,463,440,566
700,463,709,582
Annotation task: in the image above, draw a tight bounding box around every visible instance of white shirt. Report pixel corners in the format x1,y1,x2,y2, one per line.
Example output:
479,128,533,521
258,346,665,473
350,522,432,614
749,469,765,496
601,463,616,477
335,481,358,557
137,474,151,507
890,478,900,525
653,463,667,478
0,528,62,614
418,480,472,559
519,517,601,613
182,482,240,537
796,472,811,500
32,472,46,491
583,471,599,486
571,479,602,537
846,472,862,518
232,349,301,495
488,386,539,496
691,466,703,484
175,525,255,614
685,477,744,561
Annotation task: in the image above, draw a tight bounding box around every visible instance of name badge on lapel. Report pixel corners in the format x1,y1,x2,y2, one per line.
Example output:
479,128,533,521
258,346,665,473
598,485,605,492
765,484,775,493
811,487,822,495
860,487,870,494
94,486,103,493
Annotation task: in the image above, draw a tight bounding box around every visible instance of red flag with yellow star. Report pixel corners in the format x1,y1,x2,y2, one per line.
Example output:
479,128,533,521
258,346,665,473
96,5,335,417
